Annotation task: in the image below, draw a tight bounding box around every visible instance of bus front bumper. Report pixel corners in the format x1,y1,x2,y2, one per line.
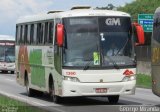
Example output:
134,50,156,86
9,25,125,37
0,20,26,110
61,80,136,97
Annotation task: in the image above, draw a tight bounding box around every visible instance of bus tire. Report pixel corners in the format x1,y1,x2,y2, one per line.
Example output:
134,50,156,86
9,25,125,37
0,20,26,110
51,82,61,103
108,95,119,104
25,76,34,97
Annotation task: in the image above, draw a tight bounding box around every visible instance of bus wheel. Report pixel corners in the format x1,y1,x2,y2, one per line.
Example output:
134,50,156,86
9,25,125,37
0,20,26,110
51,83,61,103
25,76,34,97
108,95,119,104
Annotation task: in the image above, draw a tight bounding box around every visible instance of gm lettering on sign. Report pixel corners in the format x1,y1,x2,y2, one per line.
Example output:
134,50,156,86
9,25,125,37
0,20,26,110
105,18,121,26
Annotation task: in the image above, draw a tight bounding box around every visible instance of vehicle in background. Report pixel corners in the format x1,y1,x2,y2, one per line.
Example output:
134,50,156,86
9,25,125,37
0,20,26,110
0,35,15,74
16,6,144,104
151,7,160,97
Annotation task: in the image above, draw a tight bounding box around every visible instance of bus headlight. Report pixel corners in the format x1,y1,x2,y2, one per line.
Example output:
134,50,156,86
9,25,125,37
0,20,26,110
122,75,136,82
63,76,80,82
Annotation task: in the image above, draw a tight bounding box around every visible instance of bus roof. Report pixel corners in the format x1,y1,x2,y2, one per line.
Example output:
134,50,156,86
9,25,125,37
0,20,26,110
0,35,15,41
17,9,131,24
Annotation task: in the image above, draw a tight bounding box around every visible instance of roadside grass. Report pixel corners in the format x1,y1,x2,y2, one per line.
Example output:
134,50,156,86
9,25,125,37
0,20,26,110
136,74,152,89
0,95,47,112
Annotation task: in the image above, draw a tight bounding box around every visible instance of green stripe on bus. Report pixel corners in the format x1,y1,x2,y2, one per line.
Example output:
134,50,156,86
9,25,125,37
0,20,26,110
29,49,45,88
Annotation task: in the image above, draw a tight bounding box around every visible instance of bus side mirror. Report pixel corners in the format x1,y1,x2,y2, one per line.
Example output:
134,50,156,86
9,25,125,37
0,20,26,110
56,24,64,47
132,22,145,46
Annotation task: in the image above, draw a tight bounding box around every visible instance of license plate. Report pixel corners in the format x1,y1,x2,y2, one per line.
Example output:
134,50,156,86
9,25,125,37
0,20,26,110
95,88,107,93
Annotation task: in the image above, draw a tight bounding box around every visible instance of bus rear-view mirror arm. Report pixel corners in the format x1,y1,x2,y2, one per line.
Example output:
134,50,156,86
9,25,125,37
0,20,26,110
132,22,145,46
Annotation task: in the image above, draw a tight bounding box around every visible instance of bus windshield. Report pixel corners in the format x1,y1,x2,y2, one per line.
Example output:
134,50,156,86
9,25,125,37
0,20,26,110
0,42,15,63
63,16,135,68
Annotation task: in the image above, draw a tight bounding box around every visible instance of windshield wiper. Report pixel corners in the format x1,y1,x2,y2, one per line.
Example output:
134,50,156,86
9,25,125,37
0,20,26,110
83,52,100,70
105,55,119,69
84,41,100,70
83,54,119,70
115,38,129,56
83,55,93,70
83,61,92,70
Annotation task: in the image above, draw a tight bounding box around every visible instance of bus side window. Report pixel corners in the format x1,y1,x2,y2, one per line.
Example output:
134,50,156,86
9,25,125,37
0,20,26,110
33,24,37,45
37,23,44,44
16,26,18,44
40,23,45,44
44,22,49,44
27,25,31,45
48,22,54,44
30,24,34,44
37,23,41,44
16,25,21,45
22,25,25,44
20,25,23,44
24,25,28,44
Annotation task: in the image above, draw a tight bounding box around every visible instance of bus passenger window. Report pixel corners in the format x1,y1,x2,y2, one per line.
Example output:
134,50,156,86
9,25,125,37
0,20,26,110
16,26,21,44
40,23,44,44
44,22,49,44
16,26,18,44
24,25,28,44
27,25,31,44
30,24,34,44
37,23,41,44
48,22,54,44
22,25,25,44
19,25,23,44
33,24,37,45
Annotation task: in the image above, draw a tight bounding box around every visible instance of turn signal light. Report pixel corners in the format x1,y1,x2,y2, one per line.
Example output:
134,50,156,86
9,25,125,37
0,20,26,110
123,69,134,76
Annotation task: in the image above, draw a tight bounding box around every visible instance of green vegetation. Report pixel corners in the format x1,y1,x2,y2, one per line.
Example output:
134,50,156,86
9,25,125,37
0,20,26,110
97,0,160,21
118,0,160,45
0,95,46,112
136,74,152,89
118,0,160,21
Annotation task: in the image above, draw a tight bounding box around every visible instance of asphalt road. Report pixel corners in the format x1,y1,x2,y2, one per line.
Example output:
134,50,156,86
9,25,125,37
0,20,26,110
0,73,160,112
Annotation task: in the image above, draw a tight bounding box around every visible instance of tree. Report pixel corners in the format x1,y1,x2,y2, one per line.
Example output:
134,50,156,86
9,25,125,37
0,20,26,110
117,0,160,45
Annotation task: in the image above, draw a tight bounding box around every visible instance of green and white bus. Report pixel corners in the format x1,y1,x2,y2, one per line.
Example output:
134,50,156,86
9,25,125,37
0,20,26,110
16,6,144,103
151,7,160,97
0,35,15,74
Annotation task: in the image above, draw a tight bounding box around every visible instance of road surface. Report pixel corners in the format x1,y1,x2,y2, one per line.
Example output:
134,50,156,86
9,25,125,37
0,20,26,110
0,73,160,112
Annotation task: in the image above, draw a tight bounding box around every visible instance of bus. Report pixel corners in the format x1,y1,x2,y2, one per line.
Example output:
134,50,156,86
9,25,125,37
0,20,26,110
16,6,144,103
151,7,160,97
0,35,15,74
